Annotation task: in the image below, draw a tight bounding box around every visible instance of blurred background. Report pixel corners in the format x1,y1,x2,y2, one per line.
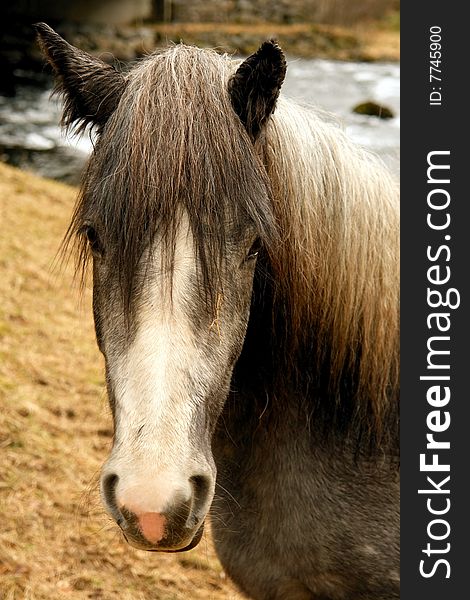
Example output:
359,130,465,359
0,2,399,599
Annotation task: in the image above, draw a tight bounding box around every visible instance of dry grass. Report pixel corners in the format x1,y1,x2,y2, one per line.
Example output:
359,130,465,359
0,162,244,599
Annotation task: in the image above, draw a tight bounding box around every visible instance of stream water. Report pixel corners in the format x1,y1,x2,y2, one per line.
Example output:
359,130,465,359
0,57,399,184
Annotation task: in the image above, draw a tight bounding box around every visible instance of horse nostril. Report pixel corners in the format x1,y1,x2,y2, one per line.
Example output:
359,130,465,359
103,472,119,502
190,474,210,498
102,473,126,527
189,474,211,519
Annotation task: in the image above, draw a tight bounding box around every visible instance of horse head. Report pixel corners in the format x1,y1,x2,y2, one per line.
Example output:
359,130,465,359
36,23,285,552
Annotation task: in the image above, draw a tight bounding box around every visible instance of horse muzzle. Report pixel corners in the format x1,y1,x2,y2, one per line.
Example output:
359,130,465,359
120,507,206,552
101,471,212,551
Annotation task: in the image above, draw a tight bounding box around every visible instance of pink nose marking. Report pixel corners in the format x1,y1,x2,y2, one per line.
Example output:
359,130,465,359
137,512,166,544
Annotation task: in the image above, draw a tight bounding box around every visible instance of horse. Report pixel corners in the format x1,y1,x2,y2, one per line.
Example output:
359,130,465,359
35,23,399,600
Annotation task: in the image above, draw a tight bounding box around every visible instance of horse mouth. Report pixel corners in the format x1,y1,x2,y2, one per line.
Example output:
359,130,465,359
122,520,205,553
159,522,205,553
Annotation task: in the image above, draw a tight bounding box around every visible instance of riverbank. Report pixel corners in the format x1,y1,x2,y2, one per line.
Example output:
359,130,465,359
149,19,399,61
48,18,399,65
2,15,399,94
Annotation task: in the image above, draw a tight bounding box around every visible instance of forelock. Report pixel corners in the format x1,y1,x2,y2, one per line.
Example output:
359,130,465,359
66,45,278,313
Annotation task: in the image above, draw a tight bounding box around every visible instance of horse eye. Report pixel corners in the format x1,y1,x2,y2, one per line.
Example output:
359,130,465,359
246,237,262,261
83,225,102,255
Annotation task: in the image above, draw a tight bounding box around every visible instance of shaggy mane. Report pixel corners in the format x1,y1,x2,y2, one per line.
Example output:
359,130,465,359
260,100,399,452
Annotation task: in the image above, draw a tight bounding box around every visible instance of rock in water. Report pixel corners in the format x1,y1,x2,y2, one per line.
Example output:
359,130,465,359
352,101,394,119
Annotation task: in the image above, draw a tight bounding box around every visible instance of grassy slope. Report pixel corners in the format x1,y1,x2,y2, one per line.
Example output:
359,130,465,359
0,162,243,600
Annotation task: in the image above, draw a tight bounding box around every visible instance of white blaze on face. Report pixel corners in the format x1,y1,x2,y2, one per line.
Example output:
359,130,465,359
103,216,214,513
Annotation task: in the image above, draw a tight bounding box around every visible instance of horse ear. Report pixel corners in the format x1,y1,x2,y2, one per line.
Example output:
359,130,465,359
34,22,126,133
228,40,286,141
